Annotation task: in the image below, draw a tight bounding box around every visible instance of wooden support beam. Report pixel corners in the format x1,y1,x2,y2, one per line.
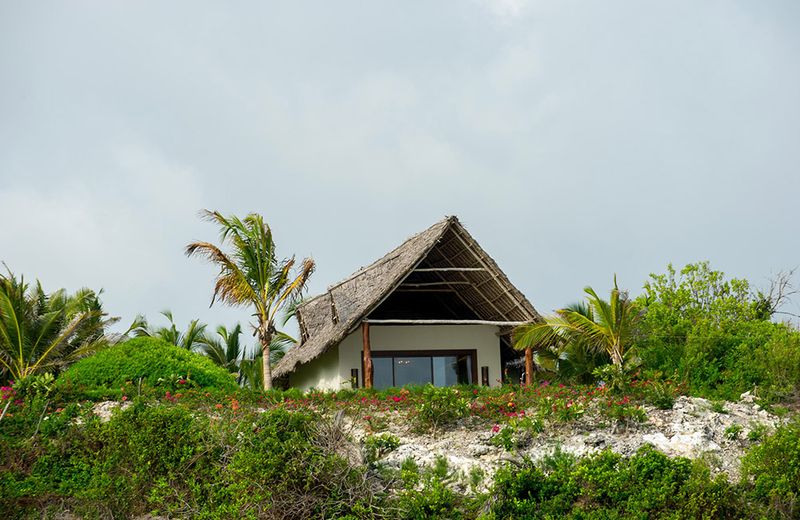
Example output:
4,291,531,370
413,267,486,272
362,321,373,389
394,288,456,293
525,347,534,386
365,319,527,326
398,281,472,288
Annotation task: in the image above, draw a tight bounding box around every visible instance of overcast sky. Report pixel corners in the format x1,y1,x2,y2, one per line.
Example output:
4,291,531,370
2,1,799,337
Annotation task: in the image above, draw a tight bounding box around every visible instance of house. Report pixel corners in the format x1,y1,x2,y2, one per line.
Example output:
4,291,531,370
273,216,541,390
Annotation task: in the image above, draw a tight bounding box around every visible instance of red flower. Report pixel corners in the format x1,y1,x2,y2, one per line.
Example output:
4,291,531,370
491,424,501,433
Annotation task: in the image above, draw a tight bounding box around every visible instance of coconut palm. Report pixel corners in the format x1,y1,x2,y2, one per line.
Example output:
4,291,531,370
238,331,295,390
127,311,208,351
0,268,115,384
514,278,639,373
185,210,314,390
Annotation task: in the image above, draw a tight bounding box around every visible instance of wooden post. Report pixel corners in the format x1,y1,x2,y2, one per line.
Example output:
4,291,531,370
525,347,534,386
362,321,373,389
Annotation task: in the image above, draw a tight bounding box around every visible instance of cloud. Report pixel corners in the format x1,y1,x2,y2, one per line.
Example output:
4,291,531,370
0,143,208,328
474,0,533,20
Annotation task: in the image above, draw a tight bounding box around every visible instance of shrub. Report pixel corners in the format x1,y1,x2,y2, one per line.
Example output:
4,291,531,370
488,445,744,519
396,455,479,520
724,424,743,440
0,403,388,518
645,381,676,410
54,337,237,398
363,433,400,464
414,385,470,431
741,419,800,518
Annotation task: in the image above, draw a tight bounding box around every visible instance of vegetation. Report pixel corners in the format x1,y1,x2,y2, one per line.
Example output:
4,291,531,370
2,387,799,519
186,210,315,390
512,262,800,404
54,337,237,398
126,310,208,351
514,278,640,377
0,269,115,385
634,262,800,401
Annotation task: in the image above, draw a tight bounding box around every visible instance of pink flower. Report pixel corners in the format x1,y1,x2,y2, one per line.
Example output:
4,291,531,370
491,424,501,433
121,396,128,402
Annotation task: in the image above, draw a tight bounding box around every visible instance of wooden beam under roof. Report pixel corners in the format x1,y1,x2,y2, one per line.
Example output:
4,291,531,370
365,319,526,326
412,267,487,272
398,281,472,287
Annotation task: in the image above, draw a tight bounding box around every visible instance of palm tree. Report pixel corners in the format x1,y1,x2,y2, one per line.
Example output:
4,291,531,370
127,311,208,351
514,277,640,373
199,323,246,376
0,268,115,383
185,210,314,390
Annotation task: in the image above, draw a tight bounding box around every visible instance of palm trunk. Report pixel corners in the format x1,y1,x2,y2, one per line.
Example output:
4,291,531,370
260,328,273,391
610,344,624,370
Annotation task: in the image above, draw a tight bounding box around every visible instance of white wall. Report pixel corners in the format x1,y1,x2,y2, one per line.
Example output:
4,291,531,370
288,345,341,391
290,324,503,391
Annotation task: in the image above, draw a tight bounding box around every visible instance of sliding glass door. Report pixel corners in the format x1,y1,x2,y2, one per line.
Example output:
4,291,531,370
369,350,476,389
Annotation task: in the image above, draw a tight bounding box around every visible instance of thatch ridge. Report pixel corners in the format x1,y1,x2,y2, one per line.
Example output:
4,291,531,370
273,216,540,379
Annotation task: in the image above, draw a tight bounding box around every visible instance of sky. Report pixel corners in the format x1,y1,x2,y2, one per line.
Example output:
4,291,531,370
2,1,799,338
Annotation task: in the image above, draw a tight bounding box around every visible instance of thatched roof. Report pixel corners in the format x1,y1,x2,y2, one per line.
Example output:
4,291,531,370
273,216,541,379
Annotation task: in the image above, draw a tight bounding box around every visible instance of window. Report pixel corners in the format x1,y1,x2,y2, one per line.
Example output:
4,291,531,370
366,350,476,389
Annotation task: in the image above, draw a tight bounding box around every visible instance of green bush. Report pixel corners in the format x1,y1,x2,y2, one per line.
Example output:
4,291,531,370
488,445,744,519
414,385,470,431
397,456,478,520
0,403,387,518
635,262,800,402
363,433,400,464
741,419,800,518
54,337,237,398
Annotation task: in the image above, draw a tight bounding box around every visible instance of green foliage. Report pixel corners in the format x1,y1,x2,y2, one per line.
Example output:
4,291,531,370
515,279,640,374
710,400,727,414
488,445,743,519
636,262,800,401
363,433,400,464
644,381,677,410
741,419,800,518
490,425,516,452
747,422,769,442
397,455,476,520
0,268,115,384
414,385,470,431
126,310,208,351
724,424,743,440
54,337,237,398
599,398,648,426
186,210,315,390
0,403,387,518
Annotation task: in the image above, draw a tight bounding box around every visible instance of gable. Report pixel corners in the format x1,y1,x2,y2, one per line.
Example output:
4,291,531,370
273,216,540,379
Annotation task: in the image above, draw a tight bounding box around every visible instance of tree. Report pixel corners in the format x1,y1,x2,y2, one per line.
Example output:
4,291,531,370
186,210,314,390
0,267,115,383
199,323,246,376
514,277,639,372
127,311,208,351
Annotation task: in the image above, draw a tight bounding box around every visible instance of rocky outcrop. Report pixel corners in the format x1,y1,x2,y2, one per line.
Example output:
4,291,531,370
358,396,784,484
